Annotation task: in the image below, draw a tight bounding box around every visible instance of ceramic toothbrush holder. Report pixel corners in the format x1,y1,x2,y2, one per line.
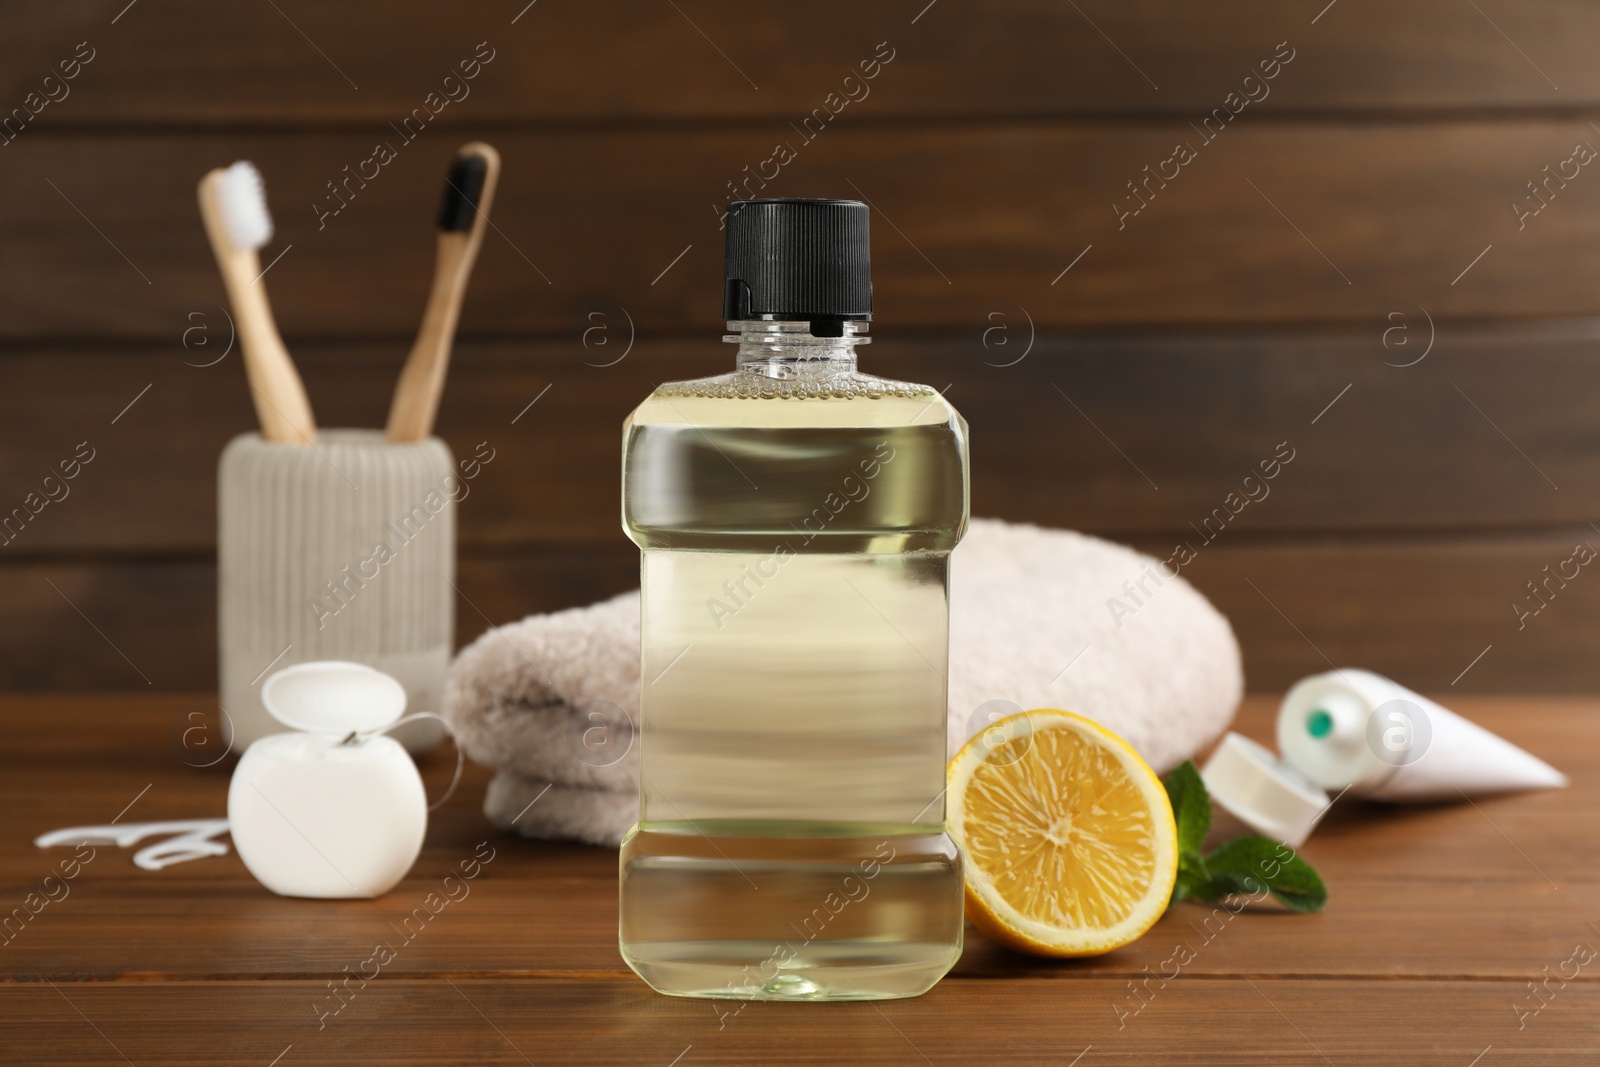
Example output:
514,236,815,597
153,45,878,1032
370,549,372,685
219,430,456,753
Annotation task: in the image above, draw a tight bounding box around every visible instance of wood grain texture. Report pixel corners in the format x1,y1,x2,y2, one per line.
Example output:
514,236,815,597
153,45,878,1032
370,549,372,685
0,553,639,692
3,876,1594,982
4,530,1600,690
3,123,1600,339
7,1,1600,122
7,979,1589,1066
0,695,1594,1066
2,325,1597,555
5,324,1600,691
0,533,1589,688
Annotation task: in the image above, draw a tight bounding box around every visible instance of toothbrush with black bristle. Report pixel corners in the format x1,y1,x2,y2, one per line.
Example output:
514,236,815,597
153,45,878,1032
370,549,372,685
197,161,318,444
386,142,502,443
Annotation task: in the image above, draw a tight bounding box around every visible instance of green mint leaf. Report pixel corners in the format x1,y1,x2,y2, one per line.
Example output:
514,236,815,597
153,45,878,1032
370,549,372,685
1162,760,1211,857
1170,849,1211,905
1201,835,1328,913
1186,868,1260,900
1159,762,1327,915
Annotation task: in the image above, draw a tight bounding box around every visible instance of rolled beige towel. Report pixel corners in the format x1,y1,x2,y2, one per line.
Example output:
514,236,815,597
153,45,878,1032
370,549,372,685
447,519,1243,847
448,592,640,794
484,771,639,848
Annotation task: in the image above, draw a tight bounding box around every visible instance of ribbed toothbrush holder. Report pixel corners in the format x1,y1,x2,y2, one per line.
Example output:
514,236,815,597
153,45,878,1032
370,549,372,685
218,430,457,753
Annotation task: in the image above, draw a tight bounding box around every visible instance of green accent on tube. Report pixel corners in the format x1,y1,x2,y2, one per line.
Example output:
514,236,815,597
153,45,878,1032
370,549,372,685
1307,709,1334,739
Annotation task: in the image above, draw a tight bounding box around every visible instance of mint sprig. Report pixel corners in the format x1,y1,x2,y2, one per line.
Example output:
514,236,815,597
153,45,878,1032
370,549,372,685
1161,760,1327,913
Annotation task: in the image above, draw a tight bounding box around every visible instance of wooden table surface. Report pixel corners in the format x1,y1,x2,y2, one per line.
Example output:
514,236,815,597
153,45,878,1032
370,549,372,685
3,694,1596,1066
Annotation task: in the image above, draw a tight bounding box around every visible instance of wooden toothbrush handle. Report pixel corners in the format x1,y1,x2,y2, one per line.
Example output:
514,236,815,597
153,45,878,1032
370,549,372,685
386,143,500,443
230,271,317,445
386,235,471,443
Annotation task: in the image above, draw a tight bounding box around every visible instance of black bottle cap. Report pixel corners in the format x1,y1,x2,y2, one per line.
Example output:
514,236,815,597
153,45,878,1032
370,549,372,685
722,198,871,337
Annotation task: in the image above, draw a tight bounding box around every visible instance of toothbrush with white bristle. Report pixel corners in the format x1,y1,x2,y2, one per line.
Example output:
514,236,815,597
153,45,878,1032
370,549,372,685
197,161,317,445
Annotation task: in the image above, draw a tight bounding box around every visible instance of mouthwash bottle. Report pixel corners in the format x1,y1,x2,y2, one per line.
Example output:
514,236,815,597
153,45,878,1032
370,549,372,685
619,199,968,1000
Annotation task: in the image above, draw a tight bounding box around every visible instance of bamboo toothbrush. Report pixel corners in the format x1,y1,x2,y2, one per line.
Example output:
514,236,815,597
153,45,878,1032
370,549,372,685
197,161,317,445
385,142,501,443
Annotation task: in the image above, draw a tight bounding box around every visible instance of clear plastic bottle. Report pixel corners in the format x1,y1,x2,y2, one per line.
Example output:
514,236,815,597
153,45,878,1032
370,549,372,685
619,200,969,1000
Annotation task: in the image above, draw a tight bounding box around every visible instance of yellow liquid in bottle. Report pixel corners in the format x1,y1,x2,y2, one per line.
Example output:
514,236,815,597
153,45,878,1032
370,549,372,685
619,367,969,1000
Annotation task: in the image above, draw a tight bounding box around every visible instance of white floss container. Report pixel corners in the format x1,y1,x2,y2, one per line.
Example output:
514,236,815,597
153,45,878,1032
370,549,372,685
1203,668,1567,846
219,430,455,754
228,661,427,899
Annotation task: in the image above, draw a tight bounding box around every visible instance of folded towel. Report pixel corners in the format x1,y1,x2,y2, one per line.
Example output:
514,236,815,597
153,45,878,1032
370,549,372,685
484,771,639,848
447,519,1243,847
448,591,641,794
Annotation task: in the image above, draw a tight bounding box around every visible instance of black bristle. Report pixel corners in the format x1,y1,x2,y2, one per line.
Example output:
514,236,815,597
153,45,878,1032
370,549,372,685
437,153,488,232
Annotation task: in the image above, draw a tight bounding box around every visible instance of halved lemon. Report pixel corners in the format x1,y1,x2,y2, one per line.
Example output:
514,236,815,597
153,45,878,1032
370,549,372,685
948,709,1178,957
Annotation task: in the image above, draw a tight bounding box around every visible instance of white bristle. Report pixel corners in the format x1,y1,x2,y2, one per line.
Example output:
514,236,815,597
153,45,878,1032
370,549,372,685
216,160,273,251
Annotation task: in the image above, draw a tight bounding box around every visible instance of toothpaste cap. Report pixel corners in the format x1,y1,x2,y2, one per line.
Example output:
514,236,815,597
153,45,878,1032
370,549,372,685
1201,732,1330,847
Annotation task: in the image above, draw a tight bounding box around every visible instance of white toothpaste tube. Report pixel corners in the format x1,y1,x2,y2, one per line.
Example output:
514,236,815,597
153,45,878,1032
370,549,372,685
1202,669,1567,846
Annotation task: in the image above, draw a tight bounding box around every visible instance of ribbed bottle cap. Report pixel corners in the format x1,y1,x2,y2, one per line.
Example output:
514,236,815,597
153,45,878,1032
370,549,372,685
722,199,872,336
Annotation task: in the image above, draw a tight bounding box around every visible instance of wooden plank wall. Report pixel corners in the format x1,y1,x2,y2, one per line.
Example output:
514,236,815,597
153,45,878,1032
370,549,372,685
3,0,1600,692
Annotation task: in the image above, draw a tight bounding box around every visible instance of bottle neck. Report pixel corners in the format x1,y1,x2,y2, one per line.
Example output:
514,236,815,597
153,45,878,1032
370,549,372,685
724,320,869,379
